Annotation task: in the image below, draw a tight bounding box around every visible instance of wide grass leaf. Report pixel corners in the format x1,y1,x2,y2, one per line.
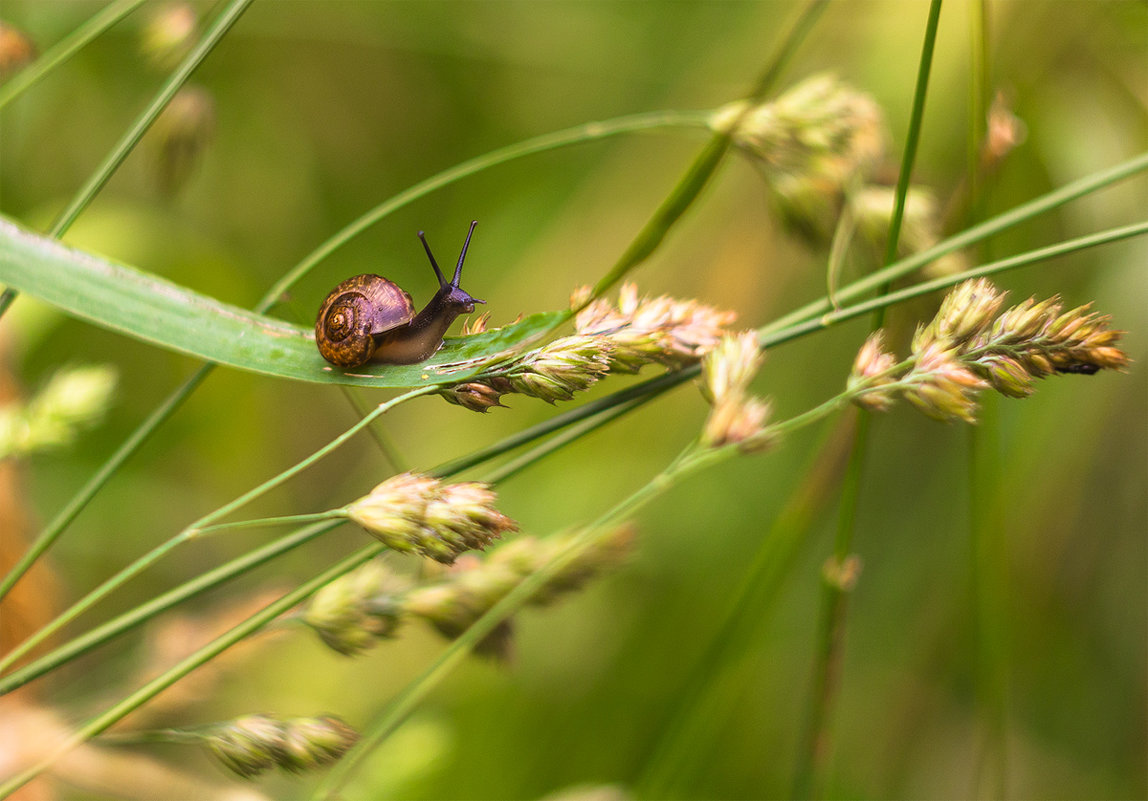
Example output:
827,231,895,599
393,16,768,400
0,216,563,387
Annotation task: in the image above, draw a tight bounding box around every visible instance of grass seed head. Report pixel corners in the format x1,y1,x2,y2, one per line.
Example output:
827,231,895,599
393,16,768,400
346,473,515,564
710,74,885,241
302,560,409,655
848,330,899,411
205,714,357,778
701,330,764,404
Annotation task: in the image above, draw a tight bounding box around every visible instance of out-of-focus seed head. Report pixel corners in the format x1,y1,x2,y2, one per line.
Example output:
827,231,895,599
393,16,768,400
711,74,886,241
0,22,36,79
204,714,358,778
981,90,1026,173
850,185,968,277
1,365,118,458
205,714,287,779
150,85,215,194
402,527,635,659
277,716,359,773
302,560,409,655
141,2,197,69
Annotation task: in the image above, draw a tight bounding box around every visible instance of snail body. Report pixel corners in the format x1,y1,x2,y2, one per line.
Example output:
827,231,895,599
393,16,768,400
315,221,483,367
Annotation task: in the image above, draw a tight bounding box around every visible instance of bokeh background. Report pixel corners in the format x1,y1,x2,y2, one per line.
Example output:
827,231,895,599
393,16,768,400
1,1,1145,798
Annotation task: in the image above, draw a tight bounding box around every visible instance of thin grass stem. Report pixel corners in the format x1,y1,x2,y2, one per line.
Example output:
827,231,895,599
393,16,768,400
190,512,345,536
796,5,943,792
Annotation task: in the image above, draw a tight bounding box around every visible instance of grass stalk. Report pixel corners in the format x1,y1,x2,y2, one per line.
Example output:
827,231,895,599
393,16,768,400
966,3,1009,794
795,3,943,794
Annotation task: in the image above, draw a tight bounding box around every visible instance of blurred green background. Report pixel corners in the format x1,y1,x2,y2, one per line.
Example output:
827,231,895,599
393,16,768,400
1,1,1145,798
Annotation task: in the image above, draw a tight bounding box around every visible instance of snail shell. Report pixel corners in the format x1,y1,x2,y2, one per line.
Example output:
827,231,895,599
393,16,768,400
315,221,483,369
315,274,414,367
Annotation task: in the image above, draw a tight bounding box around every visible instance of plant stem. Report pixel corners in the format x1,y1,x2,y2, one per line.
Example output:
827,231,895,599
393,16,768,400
0,389,430,677
190,512,345,536
796,3,943,795
0,544,383,798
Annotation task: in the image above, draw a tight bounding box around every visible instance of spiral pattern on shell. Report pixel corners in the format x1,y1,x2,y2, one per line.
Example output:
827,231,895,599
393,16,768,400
315,275,415,368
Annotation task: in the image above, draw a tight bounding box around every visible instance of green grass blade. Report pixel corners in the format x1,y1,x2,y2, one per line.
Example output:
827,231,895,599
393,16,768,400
0,216,561,386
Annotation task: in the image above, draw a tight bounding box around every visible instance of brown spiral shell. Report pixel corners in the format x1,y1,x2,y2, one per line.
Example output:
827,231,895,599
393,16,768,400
314,274,415,367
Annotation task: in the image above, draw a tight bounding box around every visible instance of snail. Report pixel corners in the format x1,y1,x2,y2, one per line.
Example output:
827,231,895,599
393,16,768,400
315,221,484,367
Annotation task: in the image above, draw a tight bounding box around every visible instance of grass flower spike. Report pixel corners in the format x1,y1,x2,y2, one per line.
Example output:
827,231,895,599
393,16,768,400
204,714,358,778
300,560,410,655
711,73,886,241
699,331,773,452
506,335,615,402
574,282,737,372
442,283,735,411
344,473,517,563
850,279,1129,422
403,526,634,659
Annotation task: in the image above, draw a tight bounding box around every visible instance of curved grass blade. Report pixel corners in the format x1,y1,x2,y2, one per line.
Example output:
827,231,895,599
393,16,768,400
0,217,560,387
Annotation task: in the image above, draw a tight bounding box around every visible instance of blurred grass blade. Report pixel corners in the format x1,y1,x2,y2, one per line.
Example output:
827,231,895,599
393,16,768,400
0,217,560,386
